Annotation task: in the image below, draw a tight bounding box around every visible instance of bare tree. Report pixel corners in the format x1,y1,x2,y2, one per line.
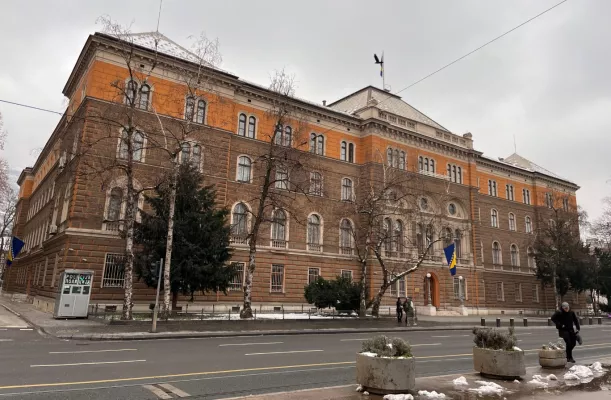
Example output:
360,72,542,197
592,197,611,250
341,160,460,317
0,112,8,193
0,186,17,278
236,70,312,319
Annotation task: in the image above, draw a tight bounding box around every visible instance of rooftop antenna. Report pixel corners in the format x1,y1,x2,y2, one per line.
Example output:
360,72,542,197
156,0,163,33
513,133,517,153
374,52,389,91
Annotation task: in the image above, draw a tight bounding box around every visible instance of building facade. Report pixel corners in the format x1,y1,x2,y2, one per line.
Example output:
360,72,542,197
3,32,583,315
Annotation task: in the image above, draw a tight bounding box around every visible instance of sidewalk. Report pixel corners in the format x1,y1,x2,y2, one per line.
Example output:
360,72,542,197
1,296,608,341
222,358,611,399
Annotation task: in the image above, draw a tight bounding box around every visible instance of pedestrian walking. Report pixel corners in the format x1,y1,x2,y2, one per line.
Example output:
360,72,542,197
396,297,403,323
551,302,580,363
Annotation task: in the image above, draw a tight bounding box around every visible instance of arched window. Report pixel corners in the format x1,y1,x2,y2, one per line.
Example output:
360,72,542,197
237,156,252,183
525,216,532,233
310,172,323,196
387,148,393,166
307,214,322,251
196,99,206,124
393,149,399,168
125,80,137,105
107,188,123,222
341,178,353,201
138,84,150,110
416,223,424,254
192,145,201,167
447,164,452,179
133,131,144,161
340,219,353,255
185,96,195,121
284,126,292,147
271,209,287,247
348,143,355,163
424,157,429,172
457,167,462,184
425,224,434,247
275,167,289,190
383,218,392,255
181,143,191,164
232,203,248,238
491,209,499,228
310,134,324,155
394,220,404,253
510,244,519,267
238,114,247,136
455,229,462,258
341,141,347,161
527,247,536,269
310,133,317,153
509,213,516,231
492,242,502,265
247,116,256,138
430,159,436,173
399,151,406,170
274,124,283,145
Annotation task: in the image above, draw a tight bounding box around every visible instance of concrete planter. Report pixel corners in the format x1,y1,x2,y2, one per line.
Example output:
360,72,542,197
356,353,415,394
473,347,526,380
538,349,566,368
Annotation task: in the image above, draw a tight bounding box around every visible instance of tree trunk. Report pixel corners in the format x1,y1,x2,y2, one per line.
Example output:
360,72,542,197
121,184,136,320
552,265,559,310
241,241,256,319
359,259,367,318
162,158,179,317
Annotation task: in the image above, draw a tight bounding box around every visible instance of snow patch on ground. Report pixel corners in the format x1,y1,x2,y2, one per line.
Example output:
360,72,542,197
363,391,369,396
512,346,522,351
564,365,594,380
383,395,413,400
356,385,363,392
591,362,605,373
469,381,505,396
547,374,558,381
528,375,549,388
452,376,469,386
359,352,379,357
417,390,446,399
513,379,520,384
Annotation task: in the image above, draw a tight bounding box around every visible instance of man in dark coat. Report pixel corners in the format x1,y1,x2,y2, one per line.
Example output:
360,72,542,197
396,297,403,323
551,301,580,363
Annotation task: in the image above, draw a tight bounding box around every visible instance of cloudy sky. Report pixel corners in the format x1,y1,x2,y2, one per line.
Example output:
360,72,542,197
0,0,609,219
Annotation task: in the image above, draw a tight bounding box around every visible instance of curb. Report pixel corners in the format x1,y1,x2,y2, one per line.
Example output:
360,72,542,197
1,304,49,336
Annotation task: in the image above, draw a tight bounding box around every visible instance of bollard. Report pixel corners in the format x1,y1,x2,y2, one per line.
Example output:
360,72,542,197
496,318,501,328
212,304,215,315
598,317,602,325
523,318,528,327
548,318,553,326
201,308,204,321
481,318,486,327
589,317,593,325
254,309,257,320
282,308,285,320
510,318,514,327
229,309,231,321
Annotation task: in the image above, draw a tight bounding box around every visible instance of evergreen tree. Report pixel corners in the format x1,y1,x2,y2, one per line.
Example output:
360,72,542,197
135,163,234,308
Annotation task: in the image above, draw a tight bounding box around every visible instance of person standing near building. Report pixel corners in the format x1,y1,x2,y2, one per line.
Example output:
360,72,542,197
396,297,403,323
551,302,580,363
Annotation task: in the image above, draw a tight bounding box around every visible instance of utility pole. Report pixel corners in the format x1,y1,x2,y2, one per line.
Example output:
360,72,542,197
151,258,163,333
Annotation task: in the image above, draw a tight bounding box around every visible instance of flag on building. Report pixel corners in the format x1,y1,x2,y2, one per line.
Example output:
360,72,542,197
374,53,384,77
5,237,25,268
444,243,457,276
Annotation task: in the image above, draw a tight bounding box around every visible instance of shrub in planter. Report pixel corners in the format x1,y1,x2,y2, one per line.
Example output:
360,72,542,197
539,340,566,368
472,327,526,379
356,335,415,394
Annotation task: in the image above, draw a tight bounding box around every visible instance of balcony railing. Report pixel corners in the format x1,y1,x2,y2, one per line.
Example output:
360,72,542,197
230,235,249,245
271,239,287,249
419,170,451,181
308,243,322,252
340,246,353,255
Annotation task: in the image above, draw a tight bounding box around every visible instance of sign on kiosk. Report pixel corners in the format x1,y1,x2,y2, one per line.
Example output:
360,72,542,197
53,269,94,318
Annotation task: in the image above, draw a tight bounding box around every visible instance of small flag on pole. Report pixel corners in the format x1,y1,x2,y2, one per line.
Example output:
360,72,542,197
374,53,384,77
444,243,457,276
5,237,25,268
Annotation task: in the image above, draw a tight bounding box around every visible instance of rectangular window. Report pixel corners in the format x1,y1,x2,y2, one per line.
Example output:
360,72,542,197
515,283,522,302
271,264,284,293
275,168,289,190
341,270,353,281
496,282,504,301
532,284,539,303
389,276,397,296
229,263,245,291
102,253,126,288
562,198,569,212
453,277,466,300
42,257,48,287
506,184,514,201
398,276,406,297
308,267,320,284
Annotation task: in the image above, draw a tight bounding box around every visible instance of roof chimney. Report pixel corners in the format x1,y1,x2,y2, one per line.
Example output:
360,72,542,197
322,100,327,106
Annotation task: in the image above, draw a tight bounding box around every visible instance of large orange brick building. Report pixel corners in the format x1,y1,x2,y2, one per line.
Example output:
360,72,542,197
3,32,582,315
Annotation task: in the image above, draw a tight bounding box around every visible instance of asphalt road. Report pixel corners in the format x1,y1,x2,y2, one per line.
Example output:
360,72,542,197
1,321,611,399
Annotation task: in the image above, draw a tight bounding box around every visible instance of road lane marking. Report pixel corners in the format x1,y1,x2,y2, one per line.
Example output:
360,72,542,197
0,339,13,342
19,328,33,331
159,383,190,398
245,350,323,356
49,349,138,354
219,342,283,347
142,385,172,399
31,360,146,368
411,343,441,347
431,335,469,338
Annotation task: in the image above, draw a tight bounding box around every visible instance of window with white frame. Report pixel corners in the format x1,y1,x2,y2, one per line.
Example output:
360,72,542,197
181,142,191,165
247,116,256,138
307,214,322,251
562,197,569,212
510,244,520,267
527,247,536,269
506,184,515,201
104,187,123,231
237,156,252,183
185,96,206,124
491,209,499,228
394,220,404,254
532,284,539,303
124,80,151,110
453,276,466,300
418,156,435,173
231,203,249,241
341,141,355,163
339,218,353,255
308,267,320,284
509,213,516,231
237,114,256,138
271,209,287,248
117,129,145,162
138,84,150,109
102,253,126,288
525,216,532,233
455,229,462,259
310,172,323,196
492,241,502,265
496,282,504,301
387,148,406,170
341,270,353,281
274,124,292,147
275,167,289,190
447,164,463,184
270,264,284,293
389,274,397,296
488,180,498,197
515,283,522,302
310,133,324,155
545,192,553,208
523,189,531,205
341,178,354,201
238,113,247,136
398,276,406,297
229,263,245,291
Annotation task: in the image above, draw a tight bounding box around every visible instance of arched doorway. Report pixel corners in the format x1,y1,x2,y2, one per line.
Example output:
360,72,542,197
424,272,440,308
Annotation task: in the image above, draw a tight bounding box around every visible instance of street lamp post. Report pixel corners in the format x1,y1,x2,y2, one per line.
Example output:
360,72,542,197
458,275,464,306
426,273,432,305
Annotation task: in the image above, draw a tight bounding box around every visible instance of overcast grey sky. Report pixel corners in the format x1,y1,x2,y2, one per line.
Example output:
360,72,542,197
0,0,609,219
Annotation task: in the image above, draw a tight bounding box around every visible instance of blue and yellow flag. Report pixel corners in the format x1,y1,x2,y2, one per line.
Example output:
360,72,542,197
5,237,25,268
444,243,457,276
